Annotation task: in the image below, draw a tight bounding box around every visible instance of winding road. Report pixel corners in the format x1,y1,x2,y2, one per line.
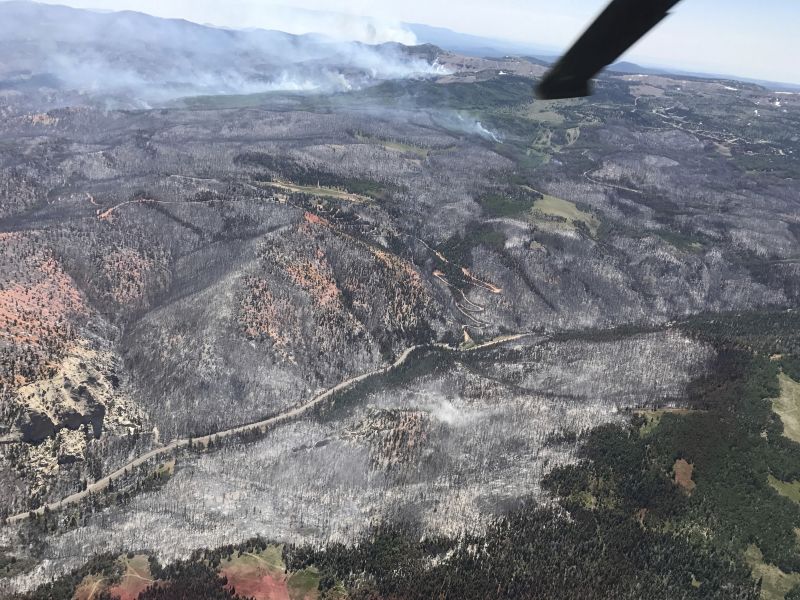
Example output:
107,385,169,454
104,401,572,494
6,333,534,525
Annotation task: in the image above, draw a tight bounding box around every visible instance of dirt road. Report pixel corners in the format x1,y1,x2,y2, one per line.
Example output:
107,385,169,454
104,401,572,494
6,333,534,525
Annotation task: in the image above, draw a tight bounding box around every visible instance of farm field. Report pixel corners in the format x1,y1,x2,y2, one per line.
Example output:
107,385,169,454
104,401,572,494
774,374,800,443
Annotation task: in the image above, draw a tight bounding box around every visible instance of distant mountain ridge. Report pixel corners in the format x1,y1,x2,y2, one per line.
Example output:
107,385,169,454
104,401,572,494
406,23,559,60
2,0,797,107
0,1,447,106
406,21,800,92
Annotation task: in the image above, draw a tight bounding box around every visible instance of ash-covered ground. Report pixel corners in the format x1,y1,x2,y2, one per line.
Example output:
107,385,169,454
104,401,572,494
1,7,799,591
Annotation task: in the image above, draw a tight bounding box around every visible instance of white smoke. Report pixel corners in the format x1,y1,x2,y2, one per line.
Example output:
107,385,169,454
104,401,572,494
474,120,503,143
426,396,498,427
30,0,420,45
255,5,419,45
0,1,448,105
437,113,504,143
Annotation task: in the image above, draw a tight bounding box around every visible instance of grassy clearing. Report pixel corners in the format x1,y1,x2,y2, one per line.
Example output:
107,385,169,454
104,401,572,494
530,195,600,236
531,129,554,151
773,373,800,443
249,544,286,573
523,124,579,156
355,133,429,158
521,148,551,168
219,545,286,578
287,567,320,600
268,181,370,204
479,191,600,236
218,546,321,600
630,84,665,98
107,555,154,600
382,140,429,158
745,545,800,600
769,475,800,505
656,230,705,253
480,194,535,219
673,459,696,494
220,545,291,600
73,574,106,600
509,101,569,124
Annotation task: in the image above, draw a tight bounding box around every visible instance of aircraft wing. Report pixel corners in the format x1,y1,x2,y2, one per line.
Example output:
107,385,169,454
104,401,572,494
536,0,682,99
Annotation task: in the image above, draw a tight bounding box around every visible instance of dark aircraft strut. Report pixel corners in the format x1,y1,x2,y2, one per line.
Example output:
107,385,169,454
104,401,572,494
537,0,683,99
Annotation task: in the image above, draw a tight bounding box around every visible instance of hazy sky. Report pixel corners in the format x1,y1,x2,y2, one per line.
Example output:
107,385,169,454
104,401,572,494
28,0,800,83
